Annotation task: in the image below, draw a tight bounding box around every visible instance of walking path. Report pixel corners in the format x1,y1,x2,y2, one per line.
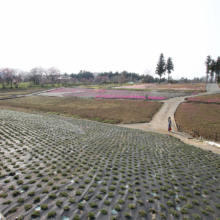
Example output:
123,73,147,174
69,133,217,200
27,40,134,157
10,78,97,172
118,84,220,154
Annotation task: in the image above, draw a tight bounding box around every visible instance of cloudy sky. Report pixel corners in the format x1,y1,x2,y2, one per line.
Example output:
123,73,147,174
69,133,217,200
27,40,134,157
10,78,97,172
0,0,219,79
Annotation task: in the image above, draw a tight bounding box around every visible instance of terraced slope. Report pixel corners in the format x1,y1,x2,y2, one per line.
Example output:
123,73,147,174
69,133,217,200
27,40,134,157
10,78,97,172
1,110,220,220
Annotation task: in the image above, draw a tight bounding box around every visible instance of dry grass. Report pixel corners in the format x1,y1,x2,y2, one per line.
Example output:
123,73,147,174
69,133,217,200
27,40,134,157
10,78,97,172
187,94,220,103
0,88,50,98
175,102,220,141
0,96,163,124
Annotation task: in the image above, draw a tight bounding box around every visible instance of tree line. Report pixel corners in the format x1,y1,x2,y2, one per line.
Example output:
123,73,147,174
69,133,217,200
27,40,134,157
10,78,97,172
0,62,207,89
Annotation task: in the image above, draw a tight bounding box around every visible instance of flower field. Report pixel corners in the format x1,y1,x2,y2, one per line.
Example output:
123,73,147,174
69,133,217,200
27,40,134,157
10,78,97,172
115,83,206,91
45,88,193,100
0,96,163,124
175,101,220,141
1,109,220,220
187,94,220,103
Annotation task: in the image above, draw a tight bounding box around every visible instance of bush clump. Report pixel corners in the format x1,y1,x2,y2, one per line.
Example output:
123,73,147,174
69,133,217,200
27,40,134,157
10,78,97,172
24,204,32,211
47,211,56,218
31,211,40,218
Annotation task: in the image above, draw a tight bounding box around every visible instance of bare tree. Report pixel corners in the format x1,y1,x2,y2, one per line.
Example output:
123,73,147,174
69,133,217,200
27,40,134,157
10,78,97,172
13,69,27,88
0,68,15,88
29,67,46,85
47,67,61,85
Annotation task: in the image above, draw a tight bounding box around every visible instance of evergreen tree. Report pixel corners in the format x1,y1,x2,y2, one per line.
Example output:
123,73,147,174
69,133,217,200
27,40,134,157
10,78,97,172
166,57,174,82
210,59,216,83
155,53,166,83
215,56,220,83
205,55,212,83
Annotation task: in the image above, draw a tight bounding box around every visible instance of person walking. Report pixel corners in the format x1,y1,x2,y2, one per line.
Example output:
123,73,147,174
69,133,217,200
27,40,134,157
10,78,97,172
168,117,172,132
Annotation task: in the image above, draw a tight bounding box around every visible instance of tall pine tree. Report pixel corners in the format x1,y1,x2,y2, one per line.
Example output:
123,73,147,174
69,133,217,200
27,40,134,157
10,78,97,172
205,55,212,83
166,57,174,82
210,59,216,83
155,53,166,83
215,56,220,83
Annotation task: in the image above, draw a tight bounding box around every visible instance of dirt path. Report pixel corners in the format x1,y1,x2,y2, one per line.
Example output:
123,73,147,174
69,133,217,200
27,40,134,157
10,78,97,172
118,84,220,154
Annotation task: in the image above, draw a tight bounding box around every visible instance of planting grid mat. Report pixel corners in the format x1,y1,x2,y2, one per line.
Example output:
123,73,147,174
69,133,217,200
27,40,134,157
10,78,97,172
1,110,220,219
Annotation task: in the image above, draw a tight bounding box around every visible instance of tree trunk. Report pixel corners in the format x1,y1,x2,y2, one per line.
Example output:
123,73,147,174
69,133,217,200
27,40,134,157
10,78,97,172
159,76,161,84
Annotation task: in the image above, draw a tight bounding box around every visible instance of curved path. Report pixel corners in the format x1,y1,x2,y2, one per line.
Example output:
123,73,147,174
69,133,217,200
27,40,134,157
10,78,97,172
118,84,220,154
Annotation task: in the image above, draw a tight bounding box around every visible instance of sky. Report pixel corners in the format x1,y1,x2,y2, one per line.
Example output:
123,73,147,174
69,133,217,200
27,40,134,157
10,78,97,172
0,0,220,79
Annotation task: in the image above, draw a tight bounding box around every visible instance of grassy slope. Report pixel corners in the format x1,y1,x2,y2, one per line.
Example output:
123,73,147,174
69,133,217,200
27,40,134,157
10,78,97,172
0,96,163,124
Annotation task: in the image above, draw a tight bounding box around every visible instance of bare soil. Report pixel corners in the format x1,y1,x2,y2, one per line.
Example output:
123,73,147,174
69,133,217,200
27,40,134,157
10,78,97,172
175,102,220,141
115,83,206,91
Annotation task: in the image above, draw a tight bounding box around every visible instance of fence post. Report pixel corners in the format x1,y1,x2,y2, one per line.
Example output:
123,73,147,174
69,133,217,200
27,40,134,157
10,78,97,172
215,132,217,142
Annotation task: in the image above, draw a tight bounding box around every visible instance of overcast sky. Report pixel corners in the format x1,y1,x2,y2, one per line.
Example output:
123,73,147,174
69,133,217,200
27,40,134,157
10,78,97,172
0,0,220,79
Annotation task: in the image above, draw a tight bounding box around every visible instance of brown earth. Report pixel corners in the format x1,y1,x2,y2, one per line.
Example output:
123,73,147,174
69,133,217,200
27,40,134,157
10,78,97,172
175,102,220,141
115,83,206,91
187,93,220,103
0,96,163,124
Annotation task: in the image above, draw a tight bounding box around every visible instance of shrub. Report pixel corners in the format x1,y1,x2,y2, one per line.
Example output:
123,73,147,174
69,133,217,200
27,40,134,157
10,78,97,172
206,206,214,212
75,190,81,196
42,189,49,194
34,196,40,203
100,209,108,214
89,202,98,208
128,204,136,209
40,204,48,210
49,193,56,199
9,207,18,213
87,212,95,219
185,203,193,209
148,198,154,203
17,197,24,203
201,209,208,215
73,215,80,220
63,206,70,211
24,204,32,211
67,186,74,190
69,198,75,203
118,199,124,204
124,212,131,218
17,180,23,185
139,210,146,217
167,201,174,207
47,211,56,218
27,191,35,196
180,207,188,214
192,199,199,205
96,194,102,199
60,192,68,197
13,191,20,197
56,200,62,207
169,209,179,217
77,203,84,209
22,185,28,190
3,200,12,204
104,200,110,205
31,211,40,218
114,205,121,211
